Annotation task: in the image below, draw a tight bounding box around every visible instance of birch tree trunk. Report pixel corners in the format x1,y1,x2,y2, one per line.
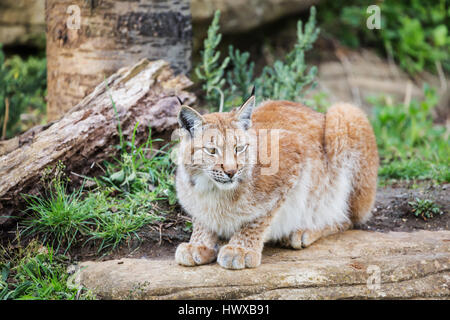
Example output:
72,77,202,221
46,0,192,121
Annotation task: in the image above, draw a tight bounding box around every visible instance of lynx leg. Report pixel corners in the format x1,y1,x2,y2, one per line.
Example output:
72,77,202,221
289,222,352,249
175,220,218,267
289,229,304,249
218,215,273,270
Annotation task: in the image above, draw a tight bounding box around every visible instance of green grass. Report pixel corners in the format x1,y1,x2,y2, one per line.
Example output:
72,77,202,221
0,240,94,300
84,189,166,253
370,86,449,183
97,124,177,204
22,176,96,254
2,90,179,299
22,127,176,254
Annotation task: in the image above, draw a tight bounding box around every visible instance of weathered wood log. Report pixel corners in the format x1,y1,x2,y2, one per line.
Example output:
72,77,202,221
0,59,195,230
46,0,192,121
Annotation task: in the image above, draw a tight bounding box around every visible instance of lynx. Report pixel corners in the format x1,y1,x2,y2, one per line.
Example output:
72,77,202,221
174,94,378,269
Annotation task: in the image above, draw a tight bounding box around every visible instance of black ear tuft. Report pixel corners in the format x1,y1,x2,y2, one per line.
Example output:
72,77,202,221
236,95,256,130
175,96,183,105
178,106,203,136
250,85,255,97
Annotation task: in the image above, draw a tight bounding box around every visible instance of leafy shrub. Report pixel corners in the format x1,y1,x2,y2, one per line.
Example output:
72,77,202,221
195,11,230,110
195,7,320,111
318,0,449,74
370,86,449,182
0,46,46,139
408,198,443,220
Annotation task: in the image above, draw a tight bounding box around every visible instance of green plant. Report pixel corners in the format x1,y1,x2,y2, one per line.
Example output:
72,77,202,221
22,122,177,253
22,163,95,253
84,189,165,252
22,134,176,253
21,90,179,254
318,0,449,74
370,86,449,183
255,8,319,103
408,198,442,220
195,10,230,111
0,240,93,300
0,45,47,139
88,123,176,252
97,124,177,204
225,45,255,108
196,7,320,111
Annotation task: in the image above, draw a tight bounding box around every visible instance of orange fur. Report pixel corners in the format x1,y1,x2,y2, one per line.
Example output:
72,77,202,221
175,97,379,269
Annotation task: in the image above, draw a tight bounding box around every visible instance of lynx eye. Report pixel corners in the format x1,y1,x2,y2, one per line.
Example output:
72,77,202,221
235,144,248,154
203,147,217,155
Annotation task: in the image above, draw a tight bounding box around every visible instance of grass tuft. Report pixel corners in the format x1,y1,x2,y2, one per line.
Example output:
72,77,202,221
0,240,94,300
22,164,95,254
21,125,177,254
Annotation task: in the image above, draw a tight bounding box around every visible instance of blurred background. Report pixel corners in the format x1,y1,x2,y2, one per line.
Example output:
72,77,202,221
0,0,448,140
0,1,448,300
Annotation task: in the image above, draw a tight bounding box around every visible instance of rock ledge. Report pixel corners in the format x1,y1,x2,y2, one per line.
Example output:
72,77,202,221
80,230,450,299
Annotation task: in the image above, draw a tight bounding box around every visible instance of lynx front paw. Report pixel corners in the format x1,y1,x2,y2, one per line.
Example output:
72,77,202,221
289,229,320,249
175,243,217,267
217,245,261,270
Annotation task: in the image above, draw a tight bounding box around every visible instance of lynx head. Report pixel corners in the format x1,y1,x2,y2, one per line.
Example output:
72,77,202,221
177,95,256,190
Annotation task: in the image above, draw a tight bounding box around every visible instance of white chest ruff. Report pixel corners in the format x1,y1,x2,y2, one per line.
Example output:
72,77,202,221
177,158,354,241
177,170,274,238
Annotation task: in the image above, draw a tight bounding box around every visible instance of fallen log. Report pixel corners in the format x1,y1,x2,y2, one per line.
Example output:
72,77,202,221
0,59,195,231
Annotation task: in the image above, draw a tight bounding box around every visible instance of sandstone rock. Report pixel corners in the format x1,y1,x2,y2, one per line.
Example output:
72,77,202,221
80,230,450,299
192,0,320,33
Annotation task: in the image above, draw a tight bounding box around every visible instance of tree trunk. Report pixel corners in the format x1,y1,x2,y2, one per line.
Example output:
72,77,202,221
46,0,192,121
0,59,195,231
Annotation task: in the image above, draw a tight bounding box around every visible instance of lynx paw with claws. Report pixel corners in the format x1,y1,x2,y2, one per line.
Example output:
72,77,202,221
217,244,261,269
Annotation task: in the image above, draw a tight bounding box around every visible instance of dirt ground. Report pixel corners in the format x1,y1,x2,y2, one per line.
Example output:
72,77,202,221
71,182,449,262
359,182,449,232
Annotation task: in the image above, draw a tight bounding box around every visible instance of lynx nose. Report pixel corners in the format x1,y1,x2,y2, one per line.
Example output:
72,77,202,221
224,169,237,178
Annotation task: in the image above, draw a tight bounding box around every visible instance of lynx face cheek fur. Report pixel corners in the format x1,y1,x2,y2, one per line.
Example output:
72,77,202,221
174,95,379,270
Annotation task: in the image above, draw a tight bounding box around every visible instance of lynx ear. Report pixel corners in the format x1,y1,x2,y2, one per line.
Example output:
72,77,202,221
236,94,256,130
178,105,203,136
